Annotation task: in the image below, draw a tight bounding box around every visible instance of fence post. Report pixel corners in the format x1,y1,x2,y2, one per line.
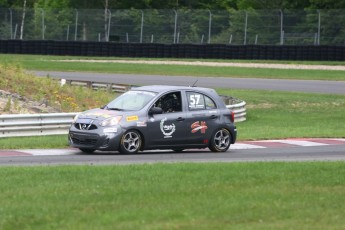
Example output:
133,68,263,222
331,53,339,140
74,9,78,41
107,9,111,42
280,9,284,45
317,9,321,45
244,11,248,45
173,10,178,44
20,0,27,40
140,10,144,43
208,10,212,44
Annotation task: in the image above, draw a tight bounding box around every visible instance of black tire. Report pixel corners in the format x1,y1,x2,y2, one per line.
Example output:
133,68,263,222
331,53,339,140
79,148,95,154
209,128,231,152
119,130,142,154
172,149,184,153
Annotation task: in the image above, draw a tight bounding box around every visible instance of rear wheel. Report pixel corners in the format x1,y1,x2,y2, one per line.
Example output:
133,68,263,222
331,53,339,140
209,128,231,152
172,149,184,153
79,148,95,154
119,130,142,154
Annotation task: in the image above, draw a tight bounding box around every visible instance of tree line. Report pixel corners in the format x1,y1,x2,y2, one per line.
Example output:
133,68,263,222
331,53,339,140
0,0,344,10
1,1,344,45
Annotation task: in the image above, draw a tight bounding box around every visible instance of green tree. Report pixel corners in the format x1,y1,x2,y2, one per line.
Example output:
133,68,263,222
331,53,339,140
236,0,310,10
34,0,71,9
309,0,345,9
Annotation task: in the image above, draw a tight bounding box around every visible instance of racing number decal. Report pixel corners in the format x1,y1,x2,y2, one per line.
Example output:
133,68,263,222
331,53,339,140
189,94,201,107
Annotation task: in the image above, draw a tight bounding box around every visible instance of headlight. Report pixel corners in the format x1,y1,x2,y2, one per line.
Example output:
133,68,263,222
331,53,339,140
100,116,122,127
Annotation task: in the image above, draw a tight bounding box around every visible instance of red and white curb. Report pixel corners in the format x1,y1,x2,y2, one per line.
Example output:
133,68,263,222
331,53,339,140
233,138,345,149
0,138,345,157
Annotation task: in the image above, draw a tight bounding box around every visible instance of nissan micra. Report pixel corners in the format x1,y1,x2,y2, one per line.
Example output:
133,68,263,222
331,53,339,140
69,85,237,154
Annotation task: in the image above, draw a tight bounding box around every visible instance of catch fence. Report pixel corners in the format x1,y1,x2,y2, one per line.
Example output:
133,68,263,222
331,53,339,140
1,8,345,45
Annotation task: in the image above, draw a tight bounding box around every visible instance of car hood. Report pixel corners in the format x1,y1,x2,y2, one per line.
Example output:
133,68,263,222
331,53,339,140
77,108,122,121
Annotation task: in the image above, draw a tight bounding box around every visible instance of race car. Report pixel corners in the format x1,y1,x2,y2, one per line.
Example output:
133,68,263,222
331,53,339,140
69,85,237,154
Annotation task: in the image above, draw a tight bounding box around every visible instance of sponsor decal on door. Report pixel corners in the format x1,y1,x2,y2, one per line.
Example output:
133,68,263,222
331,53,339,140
191,121,208,134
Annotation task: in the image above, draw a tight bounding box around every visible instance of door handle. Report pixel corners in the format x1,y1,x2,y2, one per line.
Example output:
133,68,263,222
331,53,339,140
210,115,218,119
176,117,185,121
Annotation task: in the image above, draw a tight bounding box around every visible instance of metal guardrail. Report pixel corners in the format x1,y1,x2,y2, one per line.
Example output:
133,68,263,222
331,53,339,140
221,95,247,122
0,100,246,137
227,101,247,122
0,113,78,137
64,80,131,93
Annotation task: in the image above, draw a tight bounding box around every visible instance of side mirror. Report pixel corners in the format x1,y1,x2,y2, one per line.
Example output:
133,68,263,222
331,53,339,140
149,107,163,116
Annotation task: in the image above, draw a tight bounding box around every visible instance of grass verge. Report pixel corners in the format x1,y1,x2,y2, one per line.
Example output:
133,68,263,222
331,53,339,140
1,162,345,229
218,89,345,140
0,135,68,149
0,64,115,112
1,54,345,81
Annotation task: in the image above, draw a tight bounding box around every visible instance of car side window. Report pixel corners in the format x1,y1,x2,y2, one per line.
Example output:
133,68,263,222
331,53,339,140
153,91,182,113
205,95,217,109
187,92,217,110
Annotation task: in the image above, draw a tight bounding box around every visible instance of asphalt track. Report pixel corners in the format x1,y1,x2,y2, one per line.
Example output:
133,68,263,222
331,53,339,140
1,139,345,166
34,71,345,95
1,145,345,166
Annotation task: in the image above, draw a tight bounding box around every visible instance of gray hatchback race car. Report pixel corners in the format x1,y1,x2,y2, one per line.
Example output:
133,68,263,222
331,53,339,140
69,85,237,154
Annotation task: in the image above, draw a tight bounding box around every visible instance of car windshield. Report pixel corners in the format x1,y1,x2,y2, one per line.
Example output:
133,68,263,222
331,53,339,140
105,90,157,111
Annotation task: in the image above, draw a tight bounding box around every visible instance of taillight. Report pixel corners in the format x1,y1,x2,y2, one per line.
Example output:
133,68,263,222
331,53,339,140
231,111,235,123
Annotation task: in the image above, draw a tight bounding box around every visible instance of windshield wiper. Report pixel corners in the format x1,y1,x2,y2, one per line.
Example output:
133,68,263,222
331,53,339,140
107,107,124,111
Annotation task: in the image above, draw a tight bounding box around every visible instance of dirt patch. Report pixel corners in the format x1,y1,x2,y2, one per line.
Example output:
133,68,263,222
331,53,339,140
0,90,60,115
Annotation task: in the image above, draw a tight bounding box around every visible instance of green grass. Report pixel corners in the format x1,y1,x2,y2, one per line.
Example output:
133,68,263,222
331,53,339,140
1,54,345,81
0,135,68,149
1,162,345,229
1,88,344,149
219,89,345,140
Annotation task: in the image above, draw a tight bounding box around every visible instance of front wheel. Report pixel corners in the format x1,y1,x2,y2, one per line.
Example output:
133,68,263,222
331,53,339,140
119,130,142,154
172,149,184,153
209,128,231,152
79,148,95,154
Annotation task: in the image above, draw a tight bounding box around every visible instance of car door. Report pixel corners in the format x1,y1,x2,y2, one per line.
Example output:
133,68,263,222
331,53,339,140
146,91,187,147
184,91,220,145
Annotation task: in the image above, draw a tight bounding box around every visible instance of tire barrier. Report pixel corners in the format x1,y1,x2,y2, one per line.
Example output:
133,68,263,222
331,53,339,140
1,40,345,61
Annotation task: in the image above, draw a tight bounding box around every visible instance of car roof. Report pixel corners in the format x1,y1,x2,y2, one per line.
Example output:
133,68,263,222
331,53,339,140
132,85,216,94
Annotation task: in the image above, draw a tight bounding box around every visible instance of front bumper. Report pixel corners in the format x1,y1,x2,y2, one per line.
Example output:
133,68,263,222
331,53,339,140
68,125,123,151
